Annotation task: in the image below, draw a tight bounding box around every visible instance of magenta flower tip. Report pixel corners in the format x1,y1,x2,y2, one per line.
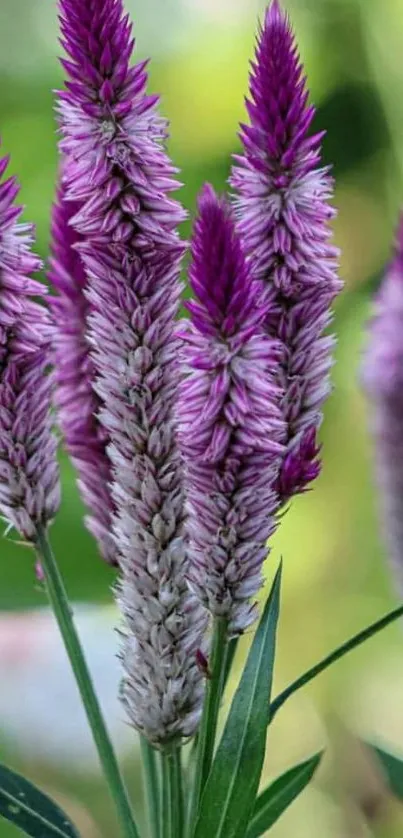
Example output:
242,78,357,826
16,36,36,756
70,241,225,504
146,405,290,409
275,427,321,502
186,183,263,342
57,0,186,254
265,0,284,27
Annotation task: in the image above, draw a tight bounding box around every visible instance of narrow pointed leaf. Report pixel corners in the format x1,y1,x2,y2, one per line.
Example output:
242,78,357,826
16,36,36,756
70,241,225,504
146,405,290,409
193,564,282,838
246,752,323,838
0,763,80,838
270,603,403,722
369,744,403,800
222,636,239,697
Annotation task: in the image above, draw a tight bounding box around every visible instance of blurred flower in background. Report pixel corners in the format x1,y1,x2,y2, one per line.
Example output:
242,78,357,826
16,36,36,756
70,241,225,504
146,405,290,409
1,0,403,836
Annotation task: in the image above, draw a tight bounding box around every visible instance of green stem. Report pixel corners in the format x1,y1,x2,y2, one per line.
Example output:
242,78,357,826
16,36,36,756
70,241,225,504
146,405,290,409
34,524,140,838
188,618,228,836
140,737,160,838
161,748,182,838
173,748,184,838
270,602,403,722
186,630,237,790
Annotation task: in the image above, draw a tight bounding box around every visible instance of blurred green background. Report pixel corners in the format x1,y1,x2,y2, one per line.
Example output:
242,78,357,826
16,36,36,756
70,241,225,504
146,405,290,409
1,0,403,835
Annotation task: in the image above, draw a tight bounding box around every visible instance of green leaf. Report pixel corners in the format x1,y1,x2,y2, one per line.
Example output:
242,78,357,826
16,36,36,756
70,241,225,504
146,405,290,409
246,752,323,838
193,564,282,838
270,603,403,722
222,636,239,697
0,763,80,838
369,744,403,800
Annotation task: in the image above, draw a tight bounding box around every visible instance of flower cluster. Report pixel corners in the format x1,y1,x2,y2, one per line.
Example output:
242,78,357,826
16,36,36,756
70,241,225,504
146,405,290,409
231,0,342,504
0,0,341,749
178,185,285,634
49,0,342,740
362,218,403,591
56,0,207,745
0,151,60,540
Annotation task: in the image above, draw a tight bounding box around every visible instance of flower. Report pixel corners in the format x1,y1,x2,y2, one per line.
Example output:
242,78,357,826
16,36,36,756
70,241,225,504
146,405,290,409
362,217,403,592
49,178,116,565
178,184,285,635
57,0,184,247
230,0,341,503
57,0,206,746
0,151,60,540
86,244,207,746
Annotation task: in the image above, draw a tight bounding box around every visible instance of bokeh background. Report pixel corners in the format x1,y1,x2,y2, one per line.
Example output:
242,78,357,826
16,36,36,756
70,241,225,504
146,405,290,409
1,0,403,835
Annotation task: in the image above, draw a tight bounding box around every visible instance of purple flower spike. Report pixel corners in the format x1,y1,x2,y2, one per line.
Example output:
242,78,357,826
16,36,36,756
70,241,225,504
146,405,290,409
178,185,286,635
57,0,207,745
231,0,342,503
49,178,116,565
362,218,403,591
57,0,185,250
0,151,60,540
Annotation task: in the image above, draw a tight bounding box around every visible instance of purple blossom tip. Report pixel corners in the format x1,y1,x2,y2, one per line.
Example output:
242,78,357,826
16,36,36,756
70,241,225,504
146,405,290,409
275,426,321,502
0,151,60,540
362,216,403,593
179,185,286,634
186,184,263,343
231,1,342,503
266,0,283,24
57,0,186,255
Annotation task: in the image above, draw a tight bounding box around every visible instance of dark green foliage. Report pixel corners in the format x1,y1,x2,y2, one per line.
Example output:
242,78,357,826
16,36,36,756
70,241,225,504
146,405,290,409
0,763,79,838
193,566,281,838
246,753,322,838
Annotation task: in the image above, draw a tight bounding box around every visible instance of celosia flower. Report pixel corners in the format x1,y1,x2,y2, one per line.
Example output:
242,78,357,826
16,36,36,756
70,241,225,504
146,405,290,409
49,178,116,565
0,151,60,540
362,217,403,592
178,184,286,635
57,0,206,746
230,0,341,503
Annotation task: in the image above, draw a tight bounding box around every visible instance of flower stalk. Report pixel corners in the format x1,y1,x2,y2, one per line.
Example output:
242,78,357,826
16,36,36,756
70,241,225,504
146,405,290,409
161,748,183,838
187,618,228,837
33,524,140,838
140,736,160,838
